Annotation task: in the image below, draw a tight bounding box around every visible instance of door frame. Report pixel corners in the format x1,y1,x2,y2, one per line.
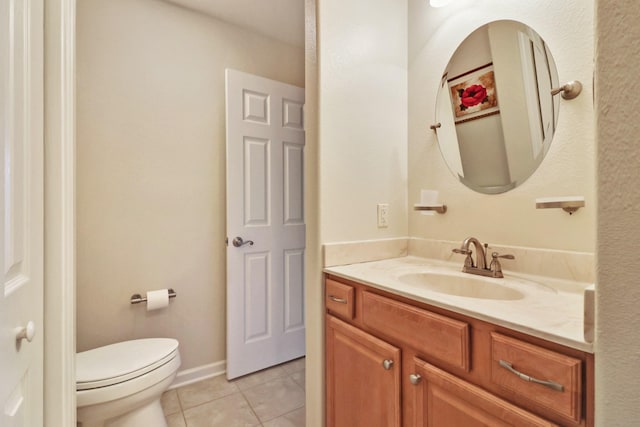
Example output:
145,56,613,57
43,0,76,424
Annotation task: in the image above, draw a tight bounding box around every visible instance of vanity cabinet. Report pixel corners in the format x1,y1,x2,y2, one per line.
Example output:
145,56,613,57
325,275,594,427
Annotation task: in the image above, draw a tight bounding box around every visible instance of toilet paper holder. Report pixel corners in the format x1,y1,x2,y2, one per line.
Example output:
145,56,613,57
130,289,177,305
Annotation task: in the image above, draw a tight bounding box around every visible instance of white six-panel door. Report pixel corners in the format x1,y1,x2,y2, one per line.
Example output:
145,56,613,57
225,69,305,379
0,0,44,425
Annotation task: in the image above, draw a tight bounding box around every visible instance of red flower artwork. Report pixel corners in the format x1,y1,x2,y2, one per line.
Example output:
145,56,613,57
458,84,488,110
448,65,499,122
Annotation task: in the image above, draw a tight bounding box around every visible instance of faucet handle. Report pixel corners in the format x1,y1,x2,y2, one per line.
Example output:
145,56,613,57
489,252,515,278
453,248,474,268
452,248,472,255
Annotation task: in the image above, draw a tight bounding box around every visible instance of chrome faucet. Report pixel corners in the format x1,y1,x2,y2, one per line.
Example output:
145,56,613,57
452,237,514,278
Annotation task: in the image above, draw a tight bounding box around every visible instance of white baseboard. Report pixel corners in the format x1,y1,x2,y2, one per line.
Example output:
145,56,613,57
168,360,226,390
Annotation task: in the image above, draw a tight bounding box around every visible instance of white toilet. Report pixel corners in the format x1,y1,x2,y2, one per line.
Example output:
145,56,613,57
76,338,181,427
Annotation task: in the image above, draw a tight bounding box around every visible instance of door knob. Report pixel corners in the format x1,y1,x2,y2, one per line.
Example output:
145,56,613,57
232,237,254,248
16,321,35,343
382,359,394,370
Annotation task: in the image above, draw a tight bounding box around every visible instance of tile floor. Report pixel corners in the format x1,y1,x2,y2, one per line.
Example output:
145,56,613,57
162,357,306,427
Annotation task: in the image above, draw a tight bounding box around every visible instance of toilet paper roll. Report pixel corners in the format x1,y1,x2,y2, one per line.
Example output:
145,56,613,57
146,289,170,311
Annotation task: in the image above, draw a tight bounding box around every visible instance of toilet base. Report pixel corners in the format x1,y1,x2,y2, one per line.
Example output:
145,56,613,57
79,398,167,427
107,400,167,427
77,369,176,427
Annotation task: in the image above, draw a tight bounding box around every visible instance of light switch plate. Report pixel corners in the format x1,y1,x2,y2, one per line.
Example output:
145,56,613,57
377,203,389,228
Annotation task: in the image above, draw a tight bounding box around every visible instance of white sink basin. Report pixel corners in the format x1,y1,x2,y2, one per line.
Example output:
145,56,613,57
397,272,525,300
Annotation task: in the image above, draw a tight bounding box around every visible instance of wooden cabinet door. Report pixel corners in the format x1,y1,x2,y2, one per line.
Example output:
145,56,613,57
326,315,401,427
411,357,559,427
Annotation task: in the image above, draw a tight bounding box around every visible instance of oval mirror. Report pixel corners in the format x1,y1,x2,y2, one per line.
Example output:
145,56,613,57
435,20,560,194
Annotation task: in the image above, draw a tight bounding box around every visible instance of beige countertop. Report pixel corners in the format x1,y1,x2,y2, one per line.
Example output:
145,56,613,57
324,255,593,353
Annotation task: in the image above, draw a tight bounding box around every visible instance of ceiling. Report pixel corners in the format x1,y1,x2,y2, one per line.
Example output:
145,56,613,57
163,0,305,47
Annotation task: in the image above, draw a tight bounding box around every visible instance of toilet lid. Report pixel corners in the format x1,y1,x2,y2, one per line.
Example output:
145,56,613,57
76,338,179,390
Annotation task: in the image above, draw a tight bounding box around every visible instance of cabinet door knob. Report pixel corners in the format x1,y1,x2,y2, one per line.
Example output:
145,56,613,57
409,373,422,385
382,359,394,370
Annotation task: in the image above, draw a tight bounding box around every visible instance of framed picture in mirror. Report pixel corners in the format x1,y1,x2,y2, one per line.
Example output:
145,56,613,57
448,63,500,123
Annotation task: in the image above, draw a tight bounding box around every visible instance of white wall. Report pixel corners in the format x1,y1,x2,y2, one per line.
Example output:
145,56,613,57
310,1,407,425
318,0,408,243
304,2,322,425
408,0,595,252
76,0,304,370
595,0,640,424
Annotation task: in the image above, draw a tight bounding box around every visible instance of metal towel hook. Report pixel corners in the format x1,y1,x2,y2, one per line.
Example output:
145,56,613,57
551,80,582,100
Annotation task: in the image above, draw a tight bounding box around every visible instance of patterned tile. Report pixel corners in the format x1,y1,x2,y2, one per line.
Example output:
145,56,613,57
232,365,288,391
182,393,260,427
281,357,305,375
242,377,305,422
290,369,305,389
177,375,239,410
161,389,182,415
166,412,187,427
166,363,307,426
262,407,305,427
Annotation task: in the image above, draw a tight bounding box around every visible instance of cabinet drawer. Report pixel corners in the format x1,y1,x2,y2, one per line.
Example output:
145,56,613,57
361,291,470,371
326,278,355,320
490,333,582,423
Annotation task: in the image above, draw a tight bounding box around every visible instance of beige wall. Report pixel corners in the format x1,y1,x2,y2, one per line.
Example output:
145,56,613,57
595,0,640,424
76,0,304,370
408,0,595,252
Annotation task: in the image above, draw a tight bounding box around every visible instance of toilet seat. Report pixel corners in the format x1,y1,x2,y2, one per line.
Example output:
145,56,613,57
77,338,179,391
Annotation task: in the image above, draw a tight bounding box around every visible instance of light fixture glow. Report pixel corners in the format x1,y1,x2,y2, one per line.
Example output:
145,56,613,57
429,0,453,7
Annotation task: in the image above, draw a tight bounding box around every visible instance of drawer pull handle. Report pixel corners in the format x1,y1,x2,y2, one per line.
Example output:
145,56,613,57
382,359,394,370
409,374,422,385
499,360,564,392
328,295,348,304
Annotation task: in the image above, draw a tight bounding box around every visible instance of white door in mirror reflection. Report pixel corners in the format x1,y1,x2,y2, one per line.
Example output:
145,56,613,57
435,20,560,194
517,28,558,160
